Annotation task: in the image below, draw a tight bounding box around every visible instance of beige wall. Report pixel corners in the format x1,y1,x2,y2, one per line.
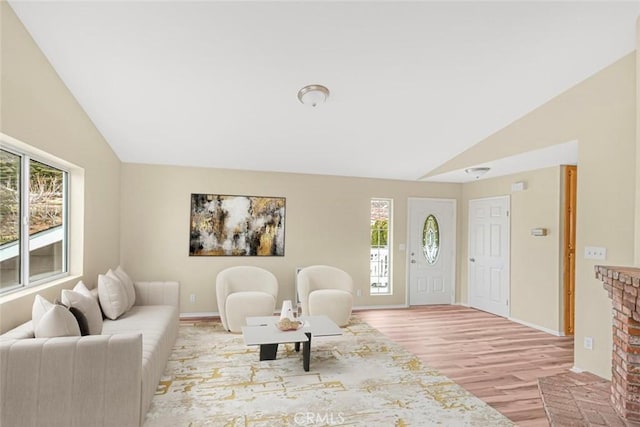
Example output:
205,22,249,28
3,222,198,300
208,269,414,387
120,163,461,314
459,166,563,333
0,2,121,332
444,54,637,378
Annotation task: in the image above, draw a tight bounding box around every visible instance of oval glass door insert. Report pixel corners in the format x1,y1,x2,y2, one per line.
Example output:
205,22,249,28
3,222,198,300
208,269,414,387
422,214,440,264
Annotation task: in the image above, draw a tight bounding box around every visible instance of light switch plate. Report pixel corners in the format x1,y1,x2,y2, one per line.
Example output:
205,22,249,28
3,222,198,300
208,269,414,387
584,246,606,260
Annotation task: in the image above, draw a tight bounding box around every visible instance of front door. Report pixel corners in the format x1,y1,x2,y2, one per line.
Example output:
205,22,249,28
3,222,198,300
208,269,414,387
408,198,455,305
468,196,510,317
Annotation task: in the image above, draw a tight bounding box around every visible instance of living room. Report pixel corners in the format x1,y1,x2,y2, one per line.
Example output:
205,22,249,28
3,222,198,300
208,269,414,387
1,1,639,425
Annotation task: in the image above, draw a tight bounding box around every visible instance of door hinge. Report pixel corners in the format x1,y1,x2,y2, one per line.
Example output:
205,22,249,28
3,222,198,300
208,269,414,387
506,299,509,306
506,210,510,217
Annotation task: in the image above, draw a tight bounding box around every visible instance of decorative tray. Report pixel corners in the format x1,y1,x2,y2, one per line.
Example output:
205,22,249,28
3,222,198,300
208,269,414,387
276,319,303,331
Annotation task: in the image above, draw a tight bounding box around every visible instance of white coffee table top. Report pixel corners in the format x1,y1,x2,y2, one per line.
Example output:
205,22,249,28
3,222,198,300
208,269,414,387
242,322,308,346
242,315,342,347
246,315,342,337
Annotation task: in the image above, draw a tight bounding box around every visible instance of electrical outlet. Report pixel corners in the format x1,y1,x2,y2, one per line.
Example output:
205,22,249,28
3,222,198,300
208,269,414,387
584,336,593,350
189,294,196,303
356,289,362,297
584,246,606,260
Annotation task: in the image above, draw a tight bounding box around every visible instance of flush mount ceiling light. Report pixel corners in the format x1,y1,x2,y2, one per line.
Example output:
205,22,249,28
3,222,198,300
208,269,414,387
297,84,330,107
464,167,491,179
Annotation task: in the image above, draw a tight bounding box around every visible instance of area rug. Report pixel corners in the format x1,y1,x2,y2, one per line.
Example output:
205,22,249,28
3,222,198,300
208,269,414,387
144,318,513,426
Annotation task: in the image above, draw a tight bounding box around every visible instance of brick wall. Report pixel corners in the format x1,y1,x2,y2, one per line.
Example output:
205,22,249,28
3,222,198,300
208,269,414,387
596,265,640,421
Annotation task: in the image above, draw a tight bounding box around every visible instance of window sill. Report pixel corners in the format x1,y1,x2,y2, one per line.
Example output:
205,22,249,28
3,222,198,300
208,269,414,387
0,274,81,303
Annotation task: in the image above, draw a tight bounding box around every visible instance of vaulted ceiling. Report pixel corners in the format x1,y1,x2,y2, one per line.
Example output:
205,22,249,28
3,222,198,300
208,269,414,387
8,1,640,181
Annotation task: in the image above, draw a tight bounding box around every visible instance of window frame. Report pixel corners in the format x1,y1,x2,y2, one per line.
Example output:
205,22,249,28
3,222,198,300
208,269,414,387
1,145,70,294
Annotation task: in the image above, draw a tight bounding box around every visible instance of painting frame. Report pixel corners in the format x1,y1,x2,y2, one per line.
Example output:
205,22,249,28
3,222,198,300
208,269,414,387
189,193,286,257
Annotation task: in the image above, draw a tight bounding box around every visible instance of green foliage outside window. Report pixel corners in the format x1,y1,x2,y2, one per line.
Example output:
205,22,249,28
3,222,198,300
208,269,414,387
371,219,388,247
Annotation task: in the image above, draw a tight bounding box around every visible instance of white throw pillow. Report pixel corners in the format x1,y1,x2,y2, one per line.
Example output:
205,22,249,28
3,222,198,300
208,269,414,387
32,295,54,329
114,266,136,310
106,268,132,311
34,305,81,338
98,273,129,320
61,289,103,335
73,281,98,303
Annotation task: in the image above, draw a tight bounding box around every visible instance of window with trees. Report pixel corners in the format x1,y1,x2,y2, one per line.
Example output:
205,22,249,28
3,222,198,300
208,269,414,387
370,198,391,295
1,148,68,293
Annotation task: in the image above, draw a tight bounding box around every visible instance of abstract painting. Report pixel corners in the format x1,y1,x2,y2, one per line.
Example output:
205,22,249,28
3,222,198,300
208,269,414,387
189,194,285,256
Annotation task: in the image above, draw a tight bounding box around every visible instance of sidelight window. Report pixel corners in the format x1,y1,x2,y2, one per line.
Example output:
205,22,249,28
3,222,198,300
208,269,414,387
370,198,392,295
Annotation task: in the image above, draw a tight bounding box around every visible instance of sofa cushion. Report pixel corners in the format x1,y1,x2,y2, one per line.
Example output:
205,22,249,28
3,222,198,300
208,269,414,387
98,273,129,320
61,289,103,335
102,306,177,370
102,304,179,419
34,305,81,338
114,266,136,310
0,321,34,340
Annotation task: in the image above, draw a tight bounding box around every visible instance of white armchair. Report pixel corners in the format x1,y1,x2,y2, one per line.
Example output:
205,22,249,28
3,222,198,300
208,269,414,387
297,265,354,327
216,266,278,333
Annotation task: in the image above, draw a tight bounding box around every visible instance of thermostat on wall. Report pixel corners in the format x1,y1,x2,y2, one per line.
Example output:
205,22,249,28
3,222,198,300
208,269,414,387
511,181,527,192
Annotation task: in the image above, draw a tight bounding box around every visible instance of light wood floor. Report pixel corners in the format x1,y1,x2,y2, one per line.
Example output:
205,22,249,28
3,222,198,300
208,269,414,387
356,305,575,427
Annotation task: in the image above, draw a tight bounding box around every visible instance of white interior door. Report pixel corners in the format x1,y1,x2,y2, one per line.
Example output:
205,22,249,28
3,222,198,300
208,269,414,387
468,196,510,317
408,198,455,305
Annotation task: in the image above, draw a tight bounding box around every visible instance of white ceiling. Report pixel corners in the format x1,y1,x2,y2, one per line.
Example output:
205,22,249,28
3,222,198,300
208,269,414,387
8,1,640,181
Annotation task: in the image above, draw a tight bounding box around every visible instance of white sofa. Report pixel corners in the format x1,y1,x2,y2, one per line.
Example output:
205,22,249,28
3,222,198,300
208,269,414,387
0,281,180,427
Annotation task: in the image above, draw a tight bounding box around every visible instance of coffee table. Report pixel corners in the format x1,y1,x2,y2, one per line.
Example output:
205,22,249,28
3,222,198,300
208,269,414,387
242,315,342,371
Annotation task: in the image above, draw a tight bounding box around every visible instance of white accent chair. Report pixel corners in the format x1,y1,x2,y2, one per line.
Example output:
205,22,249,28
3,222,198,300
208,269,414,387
297,265,354,327
216,266,278,333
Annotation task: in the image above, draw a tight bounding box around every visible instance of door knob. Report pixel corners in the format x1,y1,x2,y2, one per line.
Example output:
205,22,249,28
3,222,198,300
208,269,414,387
469,258,475,262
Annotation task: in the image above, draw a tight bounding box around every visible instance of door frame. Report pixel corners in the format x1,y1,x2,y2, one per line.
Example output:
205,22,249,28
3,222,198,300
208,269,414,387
467,195,511,317
405,197,457,306
562,165,577,335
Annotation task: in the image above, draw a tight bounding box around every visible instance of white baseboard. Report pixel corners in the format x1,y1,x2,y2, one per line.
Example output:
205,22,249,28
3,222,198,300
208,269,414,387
455,302,470,307
508,316,564,336
182,310,285,319
180,311,217,318
570,366,584,373
353,304,409,310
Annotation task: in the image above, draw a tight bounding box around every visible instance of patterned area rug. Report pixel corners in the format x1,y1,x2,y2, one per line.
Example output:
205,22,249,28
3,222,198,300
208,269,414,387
145,318,513,426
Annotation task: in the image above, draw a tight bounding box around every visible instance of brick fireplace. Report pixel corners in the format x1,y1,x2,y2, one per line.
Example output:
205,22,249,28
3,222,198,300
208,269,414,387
595,265,640,422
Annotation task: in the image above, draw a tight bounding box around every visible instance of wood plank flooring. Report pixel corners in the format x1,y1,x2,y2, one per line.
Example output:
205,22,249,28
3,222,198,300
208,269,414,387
356,305,575,427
